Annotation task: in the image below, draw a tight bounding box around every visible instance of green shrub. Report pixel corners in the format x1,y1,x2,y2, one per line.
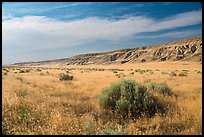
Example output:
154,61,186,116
97,126,127,135
3,72,7,75
146,82,172,96
120,73,125,77
66,70,70,73
135,69,146,74
59,73,73,81
197,71,202,74
98,68,105,71
130,72,134,75
135,69,141,72
25,69,30,73
179,71,188,77
149,71,154,74
18,106,31,119
19,70,26,73
98,79,159,117
36,68,41,71
3,68,9,72
85,119,95,135
16,90,28,98
116,73,125,78
135,69,153,74
39,72,45,76
170,71,177,76
161,71,169,75
16,77,23,83
182,69,189,72
139,70,145,74
113,71,118,73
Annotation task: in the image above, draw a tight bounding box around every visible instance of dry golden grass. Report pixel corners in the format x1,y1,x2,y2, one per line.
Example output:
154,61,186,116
2,62,202,135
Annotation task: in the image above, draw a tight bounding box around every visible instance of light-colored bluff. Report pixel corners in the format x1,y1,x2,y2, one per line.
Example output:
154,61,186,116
13,36,202,67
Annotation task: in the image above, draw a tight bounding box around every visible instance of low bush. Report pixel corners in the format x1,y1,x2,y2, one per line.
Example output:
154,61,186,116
197,71,202,74
161,72,169,75
97,126,127,135
25,69,31,73
18,106,31,119
36,68,41,71
98,79,160,117
170,71,177,76
66,70,70,73
16,77,23,83
3,68,9,72
116,73,125,78
16,90,28,98
113,71,118,73
59,73,73,81
146,82,172,96
130,72,134,75
40,72,44,76
3,72,7,75
19,70,26,73
149,71,154,74
178,71,188,77
98,68,105,71
135,69,152,74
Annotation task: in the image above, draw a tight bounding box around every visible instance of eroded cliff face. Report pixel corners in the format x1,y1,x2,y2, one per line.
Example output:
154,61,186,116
63,36,202,65
12,36,202,67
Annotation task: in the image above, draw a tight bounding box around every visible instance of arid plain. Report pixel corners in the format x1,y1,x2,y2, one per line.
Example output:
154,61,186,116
2,61,202,135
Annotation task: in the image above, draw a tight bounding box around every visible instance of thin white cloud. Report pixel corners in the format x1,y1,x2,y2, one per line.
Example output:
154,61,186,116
2,10,202,52
57,14,81,20
135,29,202,39
3,2,93,14
148,10,202,32
41,2,93,12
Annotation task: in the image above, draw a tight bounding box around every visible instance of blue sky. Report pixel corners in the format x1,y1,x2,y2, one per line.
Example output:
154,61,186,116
2,2,202,64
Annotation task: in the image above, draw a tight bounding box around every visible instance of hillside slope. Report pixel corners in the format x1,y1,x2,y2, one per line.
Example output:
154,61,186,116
12,36,202,67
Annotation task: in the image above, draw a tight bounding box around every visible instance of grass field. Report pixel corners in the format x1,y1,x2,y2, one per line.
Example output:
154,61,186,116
2,61,202,135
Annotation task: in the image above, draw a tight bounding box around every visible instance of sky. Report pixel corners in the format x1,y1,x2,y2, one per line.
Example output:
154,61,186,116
2,2,202,65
